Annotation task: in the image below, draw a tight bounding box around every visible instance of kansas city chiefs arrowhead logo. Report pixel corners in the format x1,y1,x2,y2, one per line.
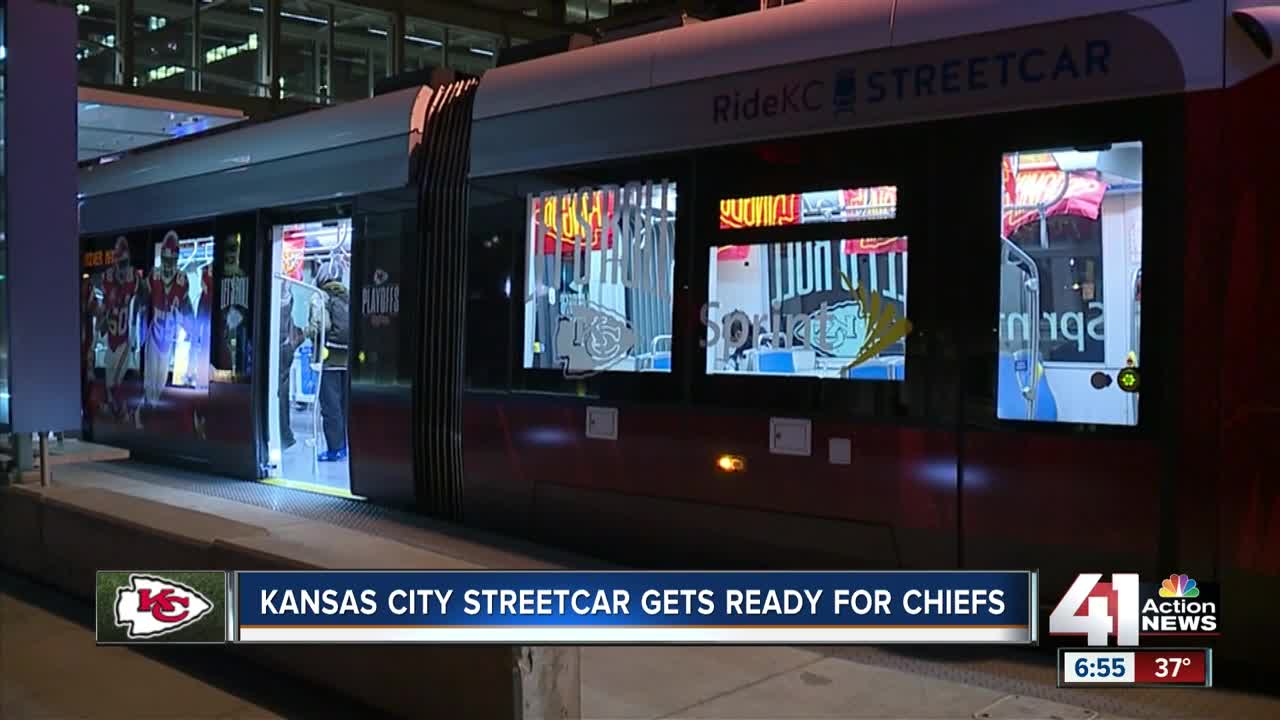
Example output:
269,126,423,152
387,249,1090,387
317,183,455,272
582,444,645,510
114,574,214,639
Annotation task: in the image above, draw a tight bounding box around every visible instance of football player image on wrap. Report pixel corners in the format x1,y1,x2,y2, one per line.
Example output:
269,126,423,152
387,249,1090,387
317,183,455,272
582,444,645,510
82,275,101,418
99,236,145,420
139,231,195,428
188,263,213,389
82,275,99,382
218,233,251,377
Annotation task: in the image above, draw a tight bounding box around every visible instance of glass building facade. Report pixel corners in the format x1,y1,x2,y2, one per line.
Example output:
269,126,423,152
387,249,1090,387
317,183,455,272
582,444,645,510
64,1,691,105
70,0,515,104
564,0,637,24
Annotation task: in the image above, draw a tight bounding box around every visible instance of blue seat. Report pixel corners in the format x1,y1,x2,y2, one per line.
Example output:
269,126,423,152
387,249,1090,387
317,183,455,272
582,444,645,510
757,350,795,373
296,343,318,396
846,364,892,380
651,353,671,370
997,352,1058,421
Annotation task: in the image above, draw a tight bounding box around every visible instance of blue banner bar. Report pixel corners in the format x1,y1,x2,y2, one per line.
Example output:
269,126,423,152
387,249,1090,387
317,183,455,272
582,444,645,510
234,571,1036,644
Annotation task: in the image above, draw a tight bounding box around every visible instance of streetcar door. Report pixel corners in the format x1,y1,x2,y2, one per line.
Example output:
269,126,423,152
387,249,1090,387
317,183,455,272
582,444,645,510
263,219,354,495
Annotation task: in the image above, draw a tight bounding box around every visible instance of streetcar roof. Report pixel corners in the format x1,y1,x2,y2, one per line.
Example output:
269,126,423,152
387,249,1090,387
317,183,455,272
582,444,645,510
470,0,1272,178
474,0,1192,122
79,85,433,234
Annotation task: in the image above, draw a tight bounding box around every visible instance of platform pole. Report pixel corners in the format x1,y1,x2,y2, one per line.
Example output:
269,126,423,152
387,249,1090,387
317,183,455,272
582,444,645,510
39,432,51,487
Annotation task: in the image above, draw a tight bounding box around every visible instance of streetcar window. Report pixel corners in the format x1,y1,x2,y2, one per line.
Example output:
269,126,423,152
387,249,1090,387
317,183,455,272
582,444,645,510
997,142,1143,426
719,185,897,229
522,180,677,376
705,237,909,381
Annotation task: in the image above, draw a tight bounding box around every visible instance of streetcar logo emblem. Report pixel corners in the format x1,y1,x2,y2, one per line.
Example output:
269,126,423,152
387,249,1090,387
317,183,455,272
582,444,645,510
555,302,637,379
1159,574,1200,598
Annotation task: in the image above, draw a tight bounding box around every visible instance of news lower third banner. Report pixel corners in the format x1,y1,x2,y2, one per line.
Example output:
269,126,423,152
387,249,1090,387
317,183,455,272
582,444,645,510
96,570,1038,645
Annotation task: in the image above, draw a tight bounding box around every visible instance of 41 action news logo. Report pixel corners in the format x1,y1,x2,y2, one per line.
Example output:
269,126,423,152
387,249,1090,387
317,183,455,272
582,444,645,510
1049,573,1220,646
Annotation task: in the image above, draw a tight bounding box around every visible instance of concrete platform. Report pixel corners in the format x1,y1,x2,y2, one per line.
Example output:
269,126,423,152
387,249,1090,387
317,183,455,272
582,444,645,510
5,460,1260,720
0,464,577,720
2,437,130,484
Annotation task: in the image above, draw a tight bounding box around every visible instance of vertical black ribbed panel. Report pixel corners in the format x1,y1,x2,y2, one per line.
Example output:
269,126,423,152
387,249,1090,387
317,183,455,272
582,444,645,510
414,79,478,520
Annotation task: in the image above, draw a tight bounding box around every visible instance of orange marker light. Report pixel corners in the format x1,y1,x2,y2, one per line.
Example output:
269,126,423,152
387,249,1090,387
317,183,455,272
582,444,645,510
716,455,746,473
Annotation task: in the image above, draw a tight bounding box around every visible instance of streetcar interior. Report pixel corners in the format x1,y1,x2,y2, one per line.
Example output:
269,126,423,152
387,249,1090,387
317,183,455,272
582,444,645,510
997,141,1143,427
522,182,679,377
707,185,907,381
264,218,354,493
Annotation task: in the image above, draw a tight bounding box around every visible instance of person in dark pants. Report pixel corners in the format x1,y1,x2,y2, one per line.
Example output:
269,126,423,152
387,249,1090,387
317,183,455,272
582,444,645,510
278,287,304,450
308,261,350,462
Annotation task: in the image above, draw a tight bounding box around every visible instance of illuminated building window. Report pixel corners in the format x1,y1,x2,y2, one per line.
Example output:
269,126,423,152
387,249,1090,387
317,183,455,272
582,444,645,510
146,65,186,82
75,2,118,85
566,0,632,23
198,0,266,97
204,33,258,66
133,4,191,90
587,0,610,21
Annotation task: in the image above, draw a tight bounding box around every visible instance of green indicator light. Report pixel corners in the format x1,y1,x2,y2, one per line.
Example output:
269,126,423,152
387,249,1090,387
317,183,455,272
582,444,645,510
1117,367,1140,393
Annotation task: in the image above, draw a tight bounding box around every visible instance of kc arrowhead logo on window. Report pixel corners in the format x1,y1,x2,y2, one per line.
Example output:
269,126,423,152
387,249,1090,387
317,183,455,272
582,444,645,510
113,574,214,639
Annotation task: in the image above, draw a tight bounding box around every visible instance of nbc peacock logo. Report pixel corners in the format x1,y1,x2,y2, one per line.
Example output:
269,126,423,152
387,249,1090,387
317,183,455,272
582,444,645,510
1159,574,1200,598
1139,572,1218,637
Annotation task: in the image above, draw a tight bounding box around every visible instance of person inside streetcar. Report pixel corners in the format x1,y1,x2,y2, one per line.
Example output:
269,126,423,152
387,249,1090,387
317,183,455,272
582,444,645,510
307,260,350,462
279,285,305,451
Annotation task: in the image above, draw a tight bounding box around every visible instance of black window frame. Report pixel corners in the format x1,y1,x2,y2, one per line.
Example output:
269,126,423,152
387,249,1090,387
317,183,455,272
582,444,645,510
946,94,1183,439
463,93,1183,441
685,125,939,426
482,153,695,407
